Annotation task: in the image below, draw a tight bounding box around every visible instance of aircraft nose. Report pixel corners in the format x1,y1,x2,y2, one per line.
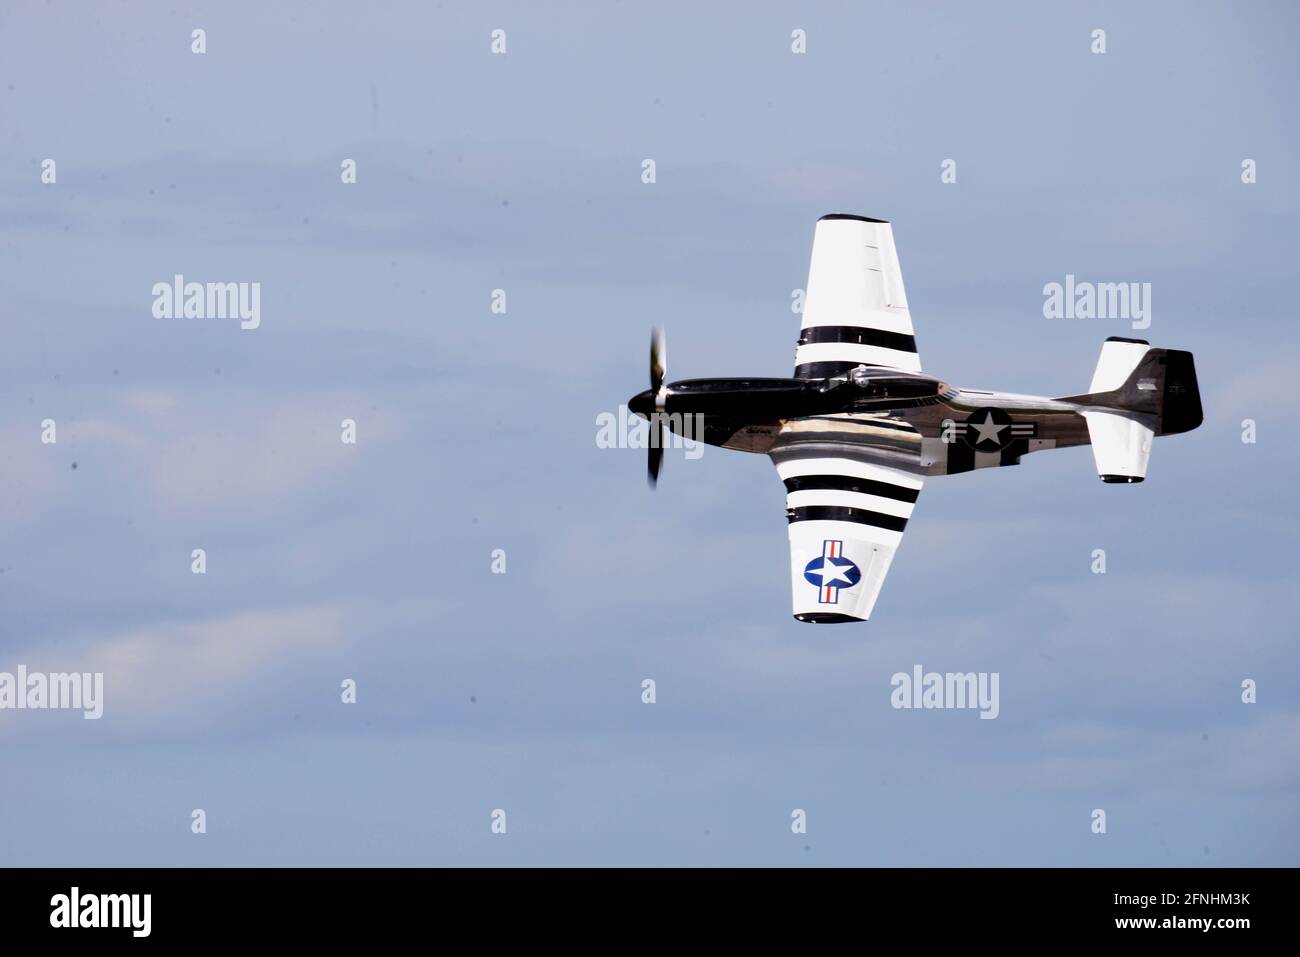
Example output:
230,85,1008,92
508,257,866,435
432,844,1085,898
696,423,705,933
629,388,655,419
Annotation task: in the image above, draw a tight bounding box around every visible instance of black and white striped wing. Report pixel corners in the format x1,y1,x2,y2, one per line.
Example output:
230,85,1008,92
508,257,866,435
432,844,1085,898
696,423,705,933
773,447,923,623
795,214,920,379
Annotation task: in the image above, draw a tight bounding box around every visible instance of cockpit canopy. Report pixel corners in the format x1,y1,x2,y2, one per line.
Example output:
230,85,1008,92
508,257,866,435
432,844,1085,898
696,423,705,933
828,364,951,400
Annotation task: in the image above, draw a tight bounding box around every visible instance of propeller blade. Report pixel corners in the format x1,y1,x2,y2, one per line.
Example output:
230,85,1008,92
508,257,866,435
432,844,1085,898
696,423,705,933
647,435,662,487
650,326,666,391
647,326,667,487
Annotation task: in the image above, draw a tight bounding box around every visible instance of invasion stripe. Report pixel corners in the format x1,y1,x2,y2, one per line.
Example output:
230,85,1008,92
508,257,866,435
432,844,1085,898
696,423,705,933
797,325,918,354
794,342,922,372
774,456,926,489
786,488,914,518
783,474,920,503
787,505,909,532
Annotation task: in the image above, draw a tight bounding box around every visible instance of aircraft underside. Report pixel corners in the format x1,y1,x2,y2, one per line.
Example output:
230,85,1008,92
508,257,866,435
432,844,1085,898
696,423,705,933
629,214,1202,621
699,389,1093,477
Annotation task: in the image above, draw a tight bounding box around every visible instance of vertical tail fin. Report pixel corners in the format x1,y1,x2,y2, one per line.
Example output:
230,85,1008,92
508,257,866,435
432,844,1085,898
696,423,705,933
1059,338,1203,483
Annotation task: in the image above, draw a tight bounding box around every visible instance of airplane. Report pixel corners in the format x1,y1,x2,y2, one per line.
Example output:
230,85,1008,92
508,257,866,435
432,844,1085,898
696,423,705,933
628,214,1202,623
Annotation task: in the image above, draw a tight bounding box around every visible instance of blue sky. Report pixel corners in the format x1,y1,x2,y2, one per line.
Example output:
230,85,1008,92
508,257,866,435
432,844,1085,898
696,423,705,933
0,0,1297,865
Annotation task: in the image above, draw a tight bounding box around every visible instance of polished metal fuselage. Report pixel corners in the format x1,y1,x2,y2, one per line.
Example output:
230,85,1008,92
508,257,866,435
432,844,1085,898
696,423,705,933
630,370,1094,477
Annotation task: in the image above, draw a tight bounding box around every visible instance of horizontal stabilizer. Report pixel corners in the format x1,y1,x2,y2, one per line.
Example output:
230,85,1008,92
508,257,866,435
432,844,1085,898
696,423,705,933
1083,411,1153,483
1089,336,1150,393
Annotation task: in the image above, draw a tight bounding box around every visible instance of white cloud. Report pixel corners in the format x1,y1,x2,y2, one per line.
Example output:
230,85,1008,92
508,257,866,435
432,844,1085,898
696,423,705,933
1,604,351,739
0,389,403,523
150,394,400,512
0,424,63,532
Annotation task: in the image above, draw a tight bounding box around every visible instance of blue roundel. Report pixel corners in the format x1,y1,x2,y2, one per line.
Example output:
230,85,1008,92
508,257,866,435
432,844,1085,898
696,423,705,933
803,555,862,590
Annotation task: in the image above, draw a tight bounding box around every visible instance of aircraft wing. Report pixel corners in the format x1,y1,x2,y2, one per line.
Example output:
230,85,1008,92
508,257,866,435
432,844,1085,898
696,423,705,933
771,424,924,623
795,214,921,378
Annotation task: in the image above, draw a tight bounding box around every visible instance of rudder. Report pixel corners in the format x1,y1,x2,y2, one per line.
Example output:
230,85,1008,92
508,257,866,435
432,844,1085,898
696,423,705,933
1059,338,1204,483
